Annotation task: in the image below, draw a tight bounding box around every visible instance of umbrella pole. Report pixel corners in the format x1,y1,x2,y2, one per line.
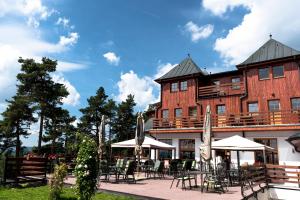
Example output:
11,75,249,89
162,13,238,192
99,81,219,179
237,150,241,183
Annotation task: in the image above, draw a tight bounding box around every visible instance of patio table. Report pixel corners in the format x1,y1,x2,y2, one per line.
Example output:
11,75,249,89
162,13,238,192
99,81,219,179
188,170,213,192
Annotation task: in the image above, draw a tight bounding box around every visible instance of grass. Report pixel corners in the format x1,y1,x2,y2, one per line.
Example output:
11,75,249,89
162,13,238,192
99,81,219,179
0,185,135,200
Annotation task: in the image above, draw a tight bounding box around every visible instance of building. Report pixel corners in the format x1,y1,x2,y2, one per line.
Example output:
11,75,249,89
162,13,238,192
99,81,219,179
147,38,300,165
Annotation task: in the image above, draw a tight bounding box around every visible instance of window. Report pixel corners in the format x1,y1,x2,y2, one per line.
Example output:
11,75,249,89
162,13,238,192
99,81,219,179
188,107,197,117
159,139,172,159
259,67,270,80
217,105,226,115
162,109,169,119
248,102,258,113
254,138,278,164
273,66,284,78
171,82,178,92
268,100,280,112
291,98,300,111
180,81,188,91
231,77,241,89
179,139,195,159
175,108,182,118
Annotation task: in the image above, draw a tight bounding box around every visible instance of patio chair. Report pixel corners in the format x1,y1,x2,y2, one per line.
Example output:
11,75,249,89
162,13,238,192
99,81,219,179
118,160,136,183
149,160,164,179
143,159,154,177
169,159,181,175
203,163,227,193
109,158,126,182
191,160,198,171
170,169,196,190
99,160,110,181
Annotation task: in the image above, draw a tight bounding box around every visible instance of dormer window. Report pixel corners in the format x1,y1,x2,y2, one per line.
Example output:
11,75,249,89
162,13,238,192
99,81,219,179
180,81,188,91
171,82,178,92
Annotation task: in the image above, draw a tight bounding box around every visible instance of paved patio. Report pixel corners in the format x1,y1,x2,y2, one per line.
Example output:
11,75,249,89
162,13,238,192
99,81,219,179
64,175,248,200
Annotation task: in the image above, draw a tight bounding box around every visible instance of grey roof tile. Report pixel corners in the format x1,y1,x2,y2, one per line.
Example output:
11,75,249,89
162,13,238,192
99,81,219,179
238,38,300,66
155,57,206,81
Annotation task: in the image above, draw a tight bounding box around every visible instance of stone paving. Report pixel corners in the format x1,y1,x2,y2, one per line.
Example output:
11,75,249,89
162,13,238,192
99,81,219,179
65,175,246,200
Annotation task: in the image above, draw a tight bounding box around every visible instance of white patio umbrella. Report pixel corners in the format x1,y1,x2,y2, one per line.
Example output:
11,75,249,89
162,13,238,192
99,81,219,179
209,135,275,179
98,115,106,160
111,136,175,150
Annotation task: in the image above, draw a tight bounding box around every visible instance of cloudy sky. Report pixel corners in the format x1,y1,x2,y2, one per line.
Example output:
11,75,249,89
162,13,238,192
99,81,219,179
1,0,300,146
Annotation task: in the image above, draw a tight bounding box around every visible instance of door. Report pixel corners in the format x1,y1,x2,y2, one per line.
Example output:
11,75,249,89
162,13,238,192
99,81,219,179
268,100,281,125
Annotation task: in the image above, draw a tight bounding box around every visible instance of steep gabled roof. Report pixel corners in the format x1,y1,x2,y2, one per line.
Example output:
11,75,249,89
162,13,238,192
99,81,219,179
155,57,207,82
237,38,300,67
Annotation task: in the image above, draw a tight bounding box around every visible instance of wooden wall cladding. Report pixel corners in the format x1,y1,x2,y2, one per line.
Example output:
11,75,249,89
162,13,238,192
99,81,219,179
242,61,300,112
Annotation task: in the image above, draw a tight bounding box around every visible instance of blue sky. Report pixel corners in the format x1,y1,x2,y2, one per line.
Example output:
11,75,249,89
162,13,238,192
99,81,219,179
1,0,300,146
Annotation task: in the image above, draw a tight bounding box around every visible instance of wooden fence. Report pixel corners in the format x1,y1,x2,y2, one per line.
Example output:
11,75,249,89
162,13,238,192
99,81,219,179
3,157,47,185
266,164,300,187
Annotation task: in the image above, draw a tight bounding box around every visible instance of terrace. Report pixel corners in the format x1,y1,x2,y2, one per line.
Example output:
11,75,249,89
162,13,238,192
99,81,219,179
151,110,300,131
198,82,245,98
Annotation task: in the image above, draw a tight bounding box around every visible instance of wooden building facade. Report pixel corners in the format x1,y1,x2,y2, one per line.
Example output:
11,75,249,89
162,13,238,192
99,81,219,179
147,38,300,165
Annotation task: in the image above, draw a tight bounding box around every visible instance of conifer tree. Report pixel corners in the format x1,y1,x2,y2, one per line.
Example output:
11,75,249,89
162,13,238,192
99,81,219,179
78,87,108,146
0,95,36,157
112,94,136,141
17,57,68,154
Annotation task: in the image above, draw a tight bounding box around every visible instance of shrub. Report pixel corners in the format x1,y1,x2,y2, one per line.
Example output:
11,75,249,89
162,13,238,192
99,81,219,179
49,163,68,200
75,136,98,200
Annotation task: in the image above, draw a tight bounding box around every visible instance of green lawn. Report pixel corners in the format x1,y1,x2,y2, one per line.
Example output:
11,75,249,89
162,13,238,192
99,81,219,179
0,185,135,200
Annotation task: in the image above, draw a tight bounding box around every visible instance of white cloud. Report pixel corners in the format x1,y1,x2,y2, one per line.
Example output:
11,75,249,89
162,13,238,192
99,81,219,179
0,5,81,108
116,63,176,109
103,52,120,66
58,32,79,47
116,71,156,109
57,61,86,72
202,0,251,16
203,0,300,65
56,17,70,28
52,74,80,106
184,21,214,42
154,63,177,80
0,0,55,27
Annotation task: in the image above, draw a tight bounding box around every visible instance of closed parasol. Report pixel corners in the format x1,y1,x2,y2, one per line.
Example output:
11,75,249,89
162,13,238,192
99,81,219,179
200,105,212,161
135,112,145,165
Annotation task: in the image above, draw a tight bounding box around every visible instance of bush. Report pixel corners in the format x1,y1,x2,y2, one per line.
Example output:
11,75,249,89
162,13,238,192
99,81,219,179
75,136,98,200
49,163,68,200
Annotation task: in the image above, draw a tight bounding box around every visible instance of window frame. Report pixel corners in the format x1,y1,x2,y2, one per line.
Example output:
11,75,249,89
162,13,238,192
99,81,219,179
272,66,284,78
170,82,178,92
216,104,226,115
258,67,270,80
231,77,241,90
180,80,188,91
268,99,280,112
248,102,259,113
291,97,300,111
188,106,197,118
161,109,169,119
254,138,279,164
174,108,182,118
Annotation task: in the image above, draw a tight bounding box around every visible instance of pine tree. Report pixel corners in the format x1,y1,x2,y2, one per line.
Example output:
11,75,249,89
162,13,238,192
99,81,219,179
112,94,136,141
78,87,108,146
43,107,76,154
0,95,36,157
17,57,68,154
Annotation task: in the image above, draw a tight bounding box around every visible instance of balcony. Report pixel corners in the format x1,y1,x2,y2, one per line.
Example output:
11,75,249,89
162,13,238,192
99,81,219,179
152,110,300,130
198,82,245,98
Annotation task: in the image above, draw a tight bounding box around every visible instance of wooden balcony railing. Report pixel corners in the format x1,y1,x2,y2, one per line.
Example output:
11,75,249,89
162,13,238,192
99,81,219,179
198,82,245,98
152,110,300,129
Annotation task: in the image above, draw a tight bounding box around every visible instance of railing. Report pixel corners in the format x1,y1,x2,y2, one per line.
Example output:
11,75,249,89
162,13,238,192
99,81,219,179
266,164,300,186
152,110,300,129
198,82,245,98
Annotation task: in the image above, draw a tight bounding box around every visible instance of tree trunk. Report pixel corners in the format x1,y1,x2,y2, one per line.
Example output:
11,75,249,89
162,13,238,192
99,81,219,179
38,113,44,154
16,126,20,158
